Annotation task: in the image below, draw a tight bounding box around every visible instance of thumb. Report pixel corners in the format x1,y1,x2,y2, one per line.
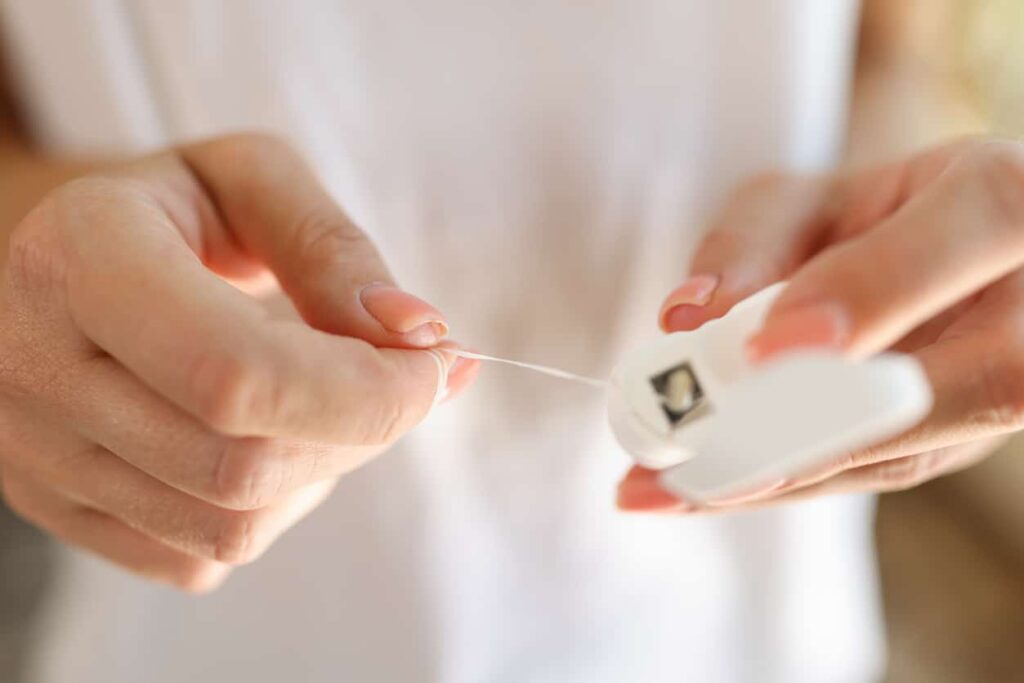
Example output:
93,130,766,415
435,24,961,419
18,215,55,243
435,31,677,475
179,134,448,348
660,173,838,332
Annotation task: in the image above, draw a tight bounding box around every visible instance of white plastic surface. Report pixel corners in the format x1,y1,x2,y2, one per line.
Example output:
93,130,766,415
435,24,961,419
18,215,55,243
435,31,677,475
608,283,934,502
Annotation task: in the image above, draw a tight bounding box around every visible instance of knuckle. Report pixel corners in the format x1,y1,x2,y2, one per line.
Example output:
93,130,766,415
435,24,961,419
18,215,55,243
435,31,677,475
881,450,953,492
360,394,410,445
187,348,279,435
48,175,120,209
186,350,253,433
175,561,231,594
872,457,929,491
212,437,287,510
832,451,863,473
291,207,372,277
974,344,1024,431
354,363,417,444
697,225,745,256
695,225,789,285
694,226,753,275
7,177,148,294
212,510,268,565
50,176,149,232
6,205,65,295
323,345,424,446
54,173,121,195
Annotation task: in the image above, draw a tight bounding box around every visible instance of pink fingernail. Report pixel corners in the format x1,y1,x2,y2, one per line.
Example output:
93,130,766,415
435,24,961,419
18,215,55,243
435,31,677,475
746,303,849,362
663,305,712,333
659,275,719,332
616,475,695,512
402,321,449,347
449,355,470,377
359,284,450,345
438,356,470,403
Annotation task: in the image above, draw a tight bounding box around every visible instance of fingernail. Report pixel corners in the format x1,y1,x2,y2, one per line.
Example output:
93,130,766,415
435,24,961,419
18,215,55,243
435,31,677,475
703,478,788,506
402,321,449,347
746,303,849,362
659,275,719,332
449,356,470,379
432,342,480,403
360,284,449,345
437,356,468,403
431,343,460,370
426,349,450,405
616,476,692,512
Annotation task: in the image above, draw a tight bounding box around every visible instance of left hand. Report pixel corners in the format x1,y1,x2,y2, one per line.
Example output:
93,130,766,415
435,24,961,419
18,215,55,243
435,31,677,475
618,138,1024,514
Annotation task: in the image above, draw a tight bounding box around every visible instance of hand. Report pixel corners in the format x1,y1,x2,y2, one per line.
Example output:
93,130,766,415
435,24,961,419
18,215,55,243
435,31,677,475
0,133,478,589
619,138,1024,513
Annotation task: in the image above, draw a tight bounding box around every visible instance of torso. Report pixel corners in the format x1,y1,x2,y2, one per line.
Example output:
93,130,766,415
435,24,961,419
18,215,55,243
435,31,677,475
3,2,883,681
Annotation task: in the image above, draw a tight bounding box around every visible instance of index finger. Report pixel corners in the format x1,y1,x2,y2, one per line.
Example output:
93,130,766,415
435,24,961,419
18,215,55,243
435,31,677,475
747,141,1024,361
47,174,445,444
660,174,837,332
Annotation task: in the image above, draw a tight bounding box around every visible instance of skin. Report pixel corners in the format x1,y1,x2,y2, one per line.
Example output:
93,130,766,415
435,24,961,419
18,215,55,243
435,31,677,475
620,140,1020,512
0,131,480,590
617,1,1022,513
0,1,999,585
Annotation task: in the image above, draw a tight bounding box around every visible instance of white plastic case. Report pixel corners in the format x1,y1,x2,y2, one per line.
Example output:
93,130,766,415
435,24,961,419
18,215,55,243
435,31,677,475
607,283,933,502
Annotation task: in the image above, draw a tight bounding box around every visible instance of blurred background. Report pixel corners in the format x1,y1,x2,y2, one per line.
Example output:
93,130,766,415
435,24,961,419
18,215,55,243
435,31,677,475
1,2,1023,682
875,3,1024,682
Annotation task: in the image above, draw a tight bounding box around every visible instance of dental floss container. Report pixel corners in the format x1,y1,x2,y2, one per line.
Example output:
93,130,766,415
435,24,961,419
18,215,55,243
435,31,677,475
608,283,933,502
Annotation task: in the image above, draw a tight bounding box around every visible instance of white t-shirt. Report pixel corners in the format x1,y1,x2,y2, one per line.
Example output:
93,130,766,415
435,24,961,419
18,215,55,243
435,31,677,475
3,1,883,682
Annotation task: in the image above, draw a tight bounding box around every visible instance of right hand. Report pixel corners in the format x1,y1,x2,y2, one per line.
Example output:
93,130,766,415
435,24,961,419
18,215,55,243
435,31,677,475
0,133,477,591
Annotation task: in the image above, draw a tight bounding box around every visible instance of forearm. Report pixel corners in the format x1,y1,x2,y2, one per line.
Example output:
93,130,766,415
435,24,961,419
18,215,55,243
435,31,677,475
845,0,987,168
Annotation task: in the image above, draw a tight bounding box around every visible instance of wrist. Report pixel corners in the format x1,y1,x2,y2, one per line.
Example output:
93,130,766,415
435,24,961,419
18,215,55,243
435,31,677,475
844,61,988,170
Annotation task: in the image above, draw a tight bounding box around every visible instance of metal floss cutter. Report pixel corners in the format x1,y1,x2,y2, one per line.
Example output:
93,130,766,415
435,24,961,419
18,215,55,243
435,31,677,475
607,282,934,502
